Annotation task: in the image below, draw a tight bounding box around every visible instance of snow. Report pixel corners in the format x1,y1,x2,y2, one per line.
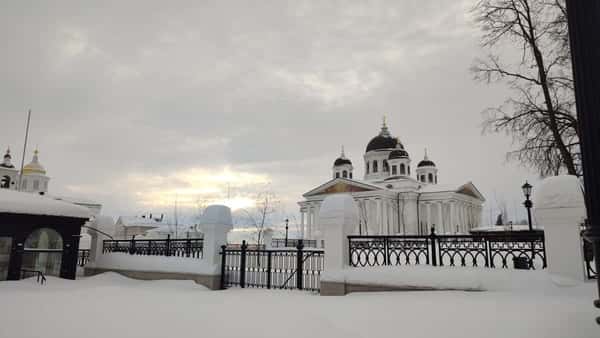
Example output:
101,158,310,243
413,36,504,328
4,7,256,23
534,175,585,210
0,272,598,338
470,224,543,232
322,265,581,292
0,189,91,219
91,252,220,275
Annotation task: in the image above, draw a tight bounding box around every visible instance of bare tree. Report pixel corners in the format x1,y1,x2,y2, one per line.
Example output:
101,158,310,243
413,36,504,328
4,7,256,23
472,0,580,176
241,191,279,246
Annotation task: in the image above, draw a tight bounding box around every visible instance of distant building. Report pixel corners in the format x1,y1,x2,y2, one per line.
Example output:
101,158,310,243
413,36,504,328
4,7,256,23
298,119,486,239
0,148,49,194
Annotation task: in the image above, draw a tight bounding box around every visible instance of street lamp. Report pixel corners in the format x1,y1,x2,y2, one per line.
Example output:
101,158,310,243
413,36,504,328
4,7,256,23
284,218,289,247
522,181,533,232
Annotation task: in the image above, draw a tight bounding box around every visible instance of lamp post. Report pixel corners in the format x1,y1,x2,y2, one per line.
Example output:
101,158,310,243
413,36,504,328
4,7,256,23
284,218,289,247
522,181,533,232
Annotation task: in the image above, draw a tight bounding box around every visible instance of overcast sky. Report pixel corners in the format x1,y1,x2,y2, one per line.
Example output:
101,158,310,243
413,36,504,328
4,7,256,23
1,0,541,226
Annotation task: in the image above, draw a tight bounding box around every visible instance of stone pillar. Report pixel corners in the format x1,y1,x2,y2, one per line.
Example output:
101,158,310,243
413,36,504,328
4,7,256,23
376,198,383,235
534,175,587,282
425,203,431,230
437,202,444,234
320,194,360,296
199,205,233,266
449,202,455,233
263,228,274,249
315,203,321,238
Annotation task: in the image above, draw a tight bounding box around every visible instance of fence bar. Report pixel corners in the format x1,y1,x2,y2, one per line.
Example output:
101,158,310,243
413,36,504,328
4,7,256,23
430,228,437,267
239,241,247,288
267,251,272,289
296,240,304,290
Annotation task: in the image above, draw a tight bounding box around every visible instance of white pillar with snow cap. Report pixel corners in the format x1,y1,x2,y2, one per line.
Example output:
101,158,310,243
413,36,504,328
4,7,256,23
199,205,233,266
533,175,587,282
263,228,274,249
319,194,359,271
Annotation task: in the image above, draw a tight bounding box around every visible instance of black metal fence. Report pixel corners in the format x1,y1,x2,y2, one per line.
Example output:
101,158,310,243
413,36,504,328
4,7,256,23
271,238,322,248
221,240,324,292
583,237,598,279
103,236,204,258
349,229,548,270
77,249,90,267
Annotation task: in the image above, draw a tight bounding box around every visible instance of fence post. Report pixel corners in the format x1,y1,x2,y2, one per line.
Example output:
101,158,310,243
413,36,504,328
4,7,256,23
185,238,191,257
430,227,437,267
484,237,490,268
267,251,272,289
129,236,136,255
383,237,389,266
296,239,304,290
166,235,171,256
240,240,247,288
220,245,227,290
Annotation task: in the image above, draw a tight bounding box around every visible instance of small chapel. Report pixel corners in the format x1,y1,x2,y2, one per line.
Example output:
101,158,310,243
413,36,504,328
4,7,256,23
298,119,485,239
0,148,50,194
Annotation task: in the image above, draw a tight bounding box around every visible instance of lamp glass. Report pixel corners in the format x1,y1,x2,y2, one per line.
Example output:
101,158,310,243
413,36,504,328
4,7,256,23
521,182,532,197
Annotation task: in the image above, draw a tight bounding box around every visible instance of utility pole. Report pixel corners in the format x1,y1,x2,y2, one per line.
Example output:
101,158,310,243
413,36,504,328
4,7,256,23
18,110,31,191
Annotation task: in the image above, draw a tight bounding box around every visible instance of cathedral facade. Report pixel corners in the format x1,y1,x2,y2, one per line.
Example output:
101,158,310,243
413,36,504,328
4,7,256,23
298,121,485,239
0,148,50,194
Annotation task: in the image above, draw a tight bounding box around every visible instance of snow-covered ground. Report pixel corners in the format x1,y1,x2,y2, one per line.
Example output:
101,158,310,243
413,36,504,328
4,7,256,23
1,272,597,338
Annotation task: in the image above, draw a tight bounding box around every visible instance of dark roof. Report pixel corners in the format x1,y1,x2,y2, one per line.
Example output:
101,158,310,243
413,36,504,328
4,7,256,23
388,149,409,159
417,159,436,167
366,136,401,152
0,163,15,169
334,157,352,166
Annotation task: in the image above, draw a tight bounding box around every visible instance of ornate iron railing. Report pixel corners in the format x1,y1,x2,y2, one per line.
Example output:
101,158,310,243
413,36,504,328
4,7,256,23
102,236,204,258
271,238,322,248
77,249,90,267
20,269,47,284
349,229,548,270
583,237,598,279
221,240,324,292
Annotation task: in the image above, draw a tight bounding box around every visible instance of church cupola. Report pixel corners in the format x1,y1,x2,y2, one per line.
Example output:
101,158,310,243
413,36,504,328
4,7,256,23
416,149,438,184
387,144,411,177
333,146,353,179
1,147,15,169
364,117,403,182
21,148,50,194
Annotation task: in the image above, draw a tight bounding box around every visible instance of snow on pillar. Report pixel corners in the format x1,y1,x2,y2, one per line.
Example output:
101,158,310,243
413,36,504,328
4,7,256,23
199,205,233,266
88,216,116,264
320,194,359,271
263,228,274,249
534,175,587,282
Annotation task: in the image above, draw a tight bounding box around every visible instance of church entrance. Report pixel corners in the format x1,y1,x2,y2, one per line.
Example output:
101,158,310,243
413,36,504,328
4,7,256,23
21,228,63,277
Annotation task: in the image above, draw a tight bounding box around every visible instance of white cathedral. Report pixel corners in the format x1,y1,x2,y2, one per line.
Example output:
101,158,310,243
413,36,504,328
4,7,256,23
298,120,485,239
0,148,50,194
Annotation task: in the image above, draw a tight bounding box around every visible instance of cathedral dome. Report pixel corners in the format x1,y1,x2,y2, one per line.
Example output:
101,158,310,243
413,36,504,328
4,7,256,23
22,150,46,175
388,149,409,159
334,157,352,166
365,118,403,152
417,159,435,167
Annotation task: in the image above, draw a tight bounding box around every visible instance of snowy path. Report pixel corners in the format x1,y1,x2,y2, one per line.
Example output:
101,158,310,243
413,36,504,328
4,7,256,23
0,273,597,338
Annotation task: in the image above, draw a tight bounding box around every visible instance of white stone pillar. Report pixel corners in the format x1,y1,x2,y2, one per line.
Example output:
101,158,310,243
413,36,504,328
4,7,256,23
300,210,305,239
199,205,233,266
321,194,359,272
426,203,432,231
534,175,587,282
376,199,383,235
449,202,455,233
437,202,444,234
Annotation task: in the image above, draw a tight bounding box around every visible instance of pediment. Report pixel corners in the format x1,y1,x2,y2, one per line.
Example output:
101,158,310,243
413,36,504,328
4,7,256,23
303,178,381,197
457,182,486,201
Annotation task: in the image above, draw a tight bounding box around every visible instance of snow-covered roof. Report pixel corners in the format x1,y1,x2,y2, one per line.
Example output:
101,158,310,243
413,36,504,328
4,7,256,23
0,189,92,219
50,195,102,207
116,216,162,228
470,225,543,232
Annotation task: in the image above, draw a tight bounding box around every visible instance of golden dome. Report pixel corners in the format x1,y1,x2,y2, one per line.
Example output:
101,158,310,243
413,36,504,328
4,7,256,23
22,149,46,175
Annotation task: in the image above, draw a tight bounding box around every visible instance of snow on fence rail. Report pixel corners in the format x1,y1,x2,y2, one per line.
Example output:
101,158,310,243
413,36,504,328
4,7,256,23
102,237,204,259
221,240,324,292
348,229,548,270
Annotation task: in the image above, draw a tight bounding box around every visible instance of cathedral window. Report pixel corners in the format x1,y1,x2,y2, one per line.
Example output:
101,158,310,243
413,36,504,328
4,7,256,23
400,163,406,175
408,166,411,175
335,172,340,178
372,160,378,173
420,175,425,182
428,173,434,183
383,160,389,172
1,175,9,189
342,170,348,178
391,166,397,175
366,162,369,174
349,172,353,179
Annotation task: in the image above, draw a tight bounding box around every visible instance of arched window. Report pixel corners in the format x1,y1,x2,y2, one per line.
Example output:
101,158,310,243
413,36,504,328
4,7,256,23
420,175,425,182
383,160,389,172
1,175,10,189
349,172,353,179
373,160,378,173
23,228,63,277
391,165,397,175
400,163,406,175
435,175,438,184
366,162,370,174
335,172,340,178
408,166,411,175
342,170,348,178
428,173,434,183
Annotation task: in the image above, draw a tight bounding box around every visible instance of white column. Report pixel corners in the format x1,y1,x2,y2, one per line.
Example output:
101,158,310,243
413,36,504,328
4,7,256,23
449,201,455,233
307,205,313,239
388,200,394,234
376,199,383,235
437,202,444,234
300,210,305,239
315,203,321,237
426,203,432,231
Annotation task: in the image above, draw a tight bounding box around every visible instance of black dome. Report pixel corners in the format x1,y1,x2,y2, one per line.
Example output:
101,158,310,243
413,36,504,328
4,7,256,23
334,157,352,166
417,160,436,167
366,136,400,152
388,149,409,159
